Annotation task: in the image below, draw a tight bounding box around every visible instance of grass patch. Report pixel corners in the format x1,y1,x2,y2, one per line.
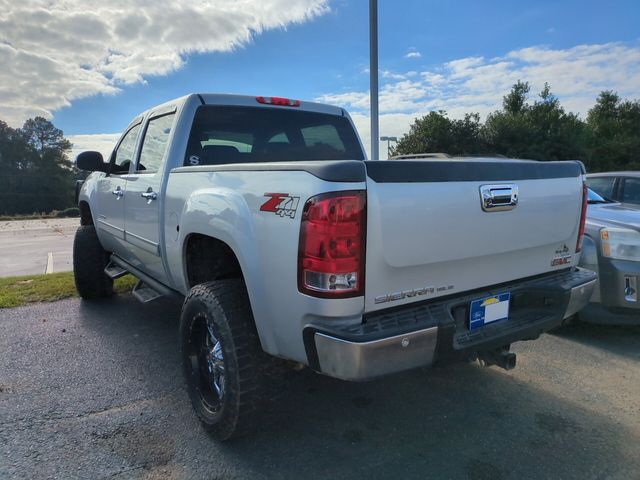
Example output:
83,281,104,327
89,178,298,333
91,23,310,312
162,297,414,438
0,208,80,222
0,272,138,308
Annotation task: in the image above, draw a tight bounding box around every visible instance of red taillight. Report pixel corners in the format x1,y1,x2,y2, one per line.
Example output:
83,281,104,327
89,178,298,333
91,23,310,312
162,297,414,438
298,191,366,298
576,183,588,252
256,96,301,107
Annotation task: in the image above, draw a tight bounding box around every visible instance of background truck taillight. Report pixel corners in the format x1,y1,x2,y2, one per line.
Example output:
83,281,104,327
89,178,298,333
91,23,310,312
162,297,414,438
298,191,366,298
576,183,588,253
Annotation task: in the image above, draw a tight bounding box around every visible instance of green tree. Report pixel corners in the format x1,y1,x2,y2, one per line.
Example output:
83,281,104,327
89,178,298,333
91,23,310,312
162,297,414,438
0,116,75,215
503,80,530,115
392,111,486,156
391,82,639,171
586,91,640,171
484,82,586,161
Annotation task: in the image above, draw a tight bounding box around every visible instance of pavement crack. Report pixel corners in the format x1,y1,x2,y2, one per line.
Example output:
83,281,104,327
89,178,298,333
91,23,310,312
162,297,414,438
0,389,181,429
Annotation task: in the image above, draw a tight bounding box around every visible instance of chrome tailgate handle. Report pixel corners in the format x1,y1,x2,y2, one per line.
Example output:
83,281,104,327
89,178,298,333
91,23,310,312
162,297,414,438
480,184,518,212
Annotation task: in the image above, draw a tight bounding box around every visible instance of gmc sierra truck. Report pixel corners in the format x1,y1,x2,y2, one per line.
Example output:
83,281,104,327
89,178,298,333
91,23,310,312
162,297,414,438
74,93,596,440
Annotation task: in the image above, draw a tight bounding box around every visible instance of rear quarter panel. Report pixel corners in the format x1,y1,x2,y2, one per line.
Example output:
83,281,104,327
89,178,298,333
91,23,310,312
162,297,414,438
164,169,366,362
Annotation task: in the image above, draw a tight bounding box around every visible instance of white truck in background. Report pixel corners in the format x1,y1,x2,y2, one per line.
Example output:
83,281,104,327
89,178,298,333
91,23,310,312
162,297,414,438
74,93,596,440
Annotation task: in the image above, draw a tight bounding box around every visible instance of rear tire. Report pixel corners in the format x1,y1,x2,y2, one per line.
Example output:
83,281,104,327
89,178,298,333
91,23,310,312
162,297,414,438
180,280,266,441
73,225,113,299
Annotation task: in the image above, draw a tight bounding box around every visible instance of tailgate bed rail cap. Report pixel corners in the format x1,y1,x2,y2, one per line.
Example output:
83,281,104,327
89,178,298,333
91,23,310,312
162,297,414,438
365,159,584,183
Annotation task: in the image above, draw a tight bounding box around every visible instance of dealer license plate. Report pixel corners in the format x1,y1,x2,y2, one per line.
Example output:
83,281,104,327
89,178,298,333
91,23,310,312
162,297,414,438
469,293,510,330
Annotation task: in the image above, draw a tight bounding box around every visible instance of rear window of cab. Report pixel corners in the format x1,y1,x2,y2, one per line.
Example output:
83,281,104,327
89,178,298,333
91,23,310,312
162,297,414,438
184,106,365,166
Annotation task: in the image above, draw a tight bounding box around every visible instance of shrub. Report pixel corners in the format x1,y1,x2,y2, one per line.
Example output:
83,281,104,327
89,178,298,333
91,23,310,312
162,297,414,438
56,207,80,218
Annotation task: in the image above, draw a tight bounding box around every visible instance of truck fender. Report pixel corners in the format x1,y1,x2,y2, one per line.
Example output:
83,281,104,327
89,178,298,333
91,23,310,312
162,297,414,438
175,188,277,353
77,173,102,225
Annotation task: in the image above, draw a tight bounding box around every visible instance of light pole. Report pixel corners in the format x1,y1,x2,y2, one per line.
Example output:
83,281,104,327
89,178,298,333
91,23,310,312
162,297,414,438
380,136,397,158
369,0,379,160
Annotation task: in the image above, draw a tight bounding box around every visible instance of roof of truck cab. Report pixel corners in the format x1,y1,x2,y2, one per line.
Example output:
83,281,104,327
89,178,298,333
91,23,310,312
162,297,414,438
125,93,347,131
587,171,640,177
197,93,345,116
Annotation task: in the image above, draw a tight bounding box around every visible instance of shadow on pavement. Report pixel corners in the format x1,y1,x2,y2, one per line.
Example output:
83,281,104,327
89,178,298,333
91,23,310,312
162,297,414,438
550,318,640,361
1,294,639,479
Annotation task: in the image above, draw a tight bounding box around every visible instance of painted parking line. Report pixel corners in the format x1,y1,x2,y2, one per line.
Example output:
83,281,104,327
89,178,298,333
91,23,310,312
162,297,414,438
45,252,54,274
0,218,78,277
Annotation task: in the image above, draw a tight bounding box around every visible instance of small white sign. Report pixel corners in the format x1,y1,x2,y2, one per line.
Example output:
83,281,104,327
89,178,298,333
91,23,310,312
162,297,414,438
484,299,509,324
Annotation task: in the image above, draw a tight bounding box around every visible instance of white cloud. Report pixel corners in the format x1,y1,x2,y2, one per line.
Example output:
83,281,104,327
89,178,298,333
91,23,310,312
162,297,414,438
67,133,121,161
405,51,422,59
381,70,406,80
0,0,330,126
349,112,417,159
319,42,640,159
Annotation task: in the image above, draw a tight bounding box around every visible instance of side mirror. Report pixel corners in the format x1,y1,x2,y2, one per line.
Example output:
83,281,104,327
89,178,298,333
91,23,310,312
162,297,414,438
76,151,108,172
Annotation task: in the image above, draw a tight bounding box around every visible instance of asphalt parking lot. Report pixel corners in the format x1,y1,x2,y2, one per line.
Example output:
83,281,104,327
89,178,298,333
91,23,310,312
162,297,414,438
0,219,78,277
1,295,639,480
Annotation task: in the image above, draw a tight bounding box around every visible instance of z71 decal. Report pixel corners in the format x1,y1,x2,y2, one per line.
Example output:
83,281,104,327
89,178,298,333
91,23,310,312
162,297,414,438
260,193,300,219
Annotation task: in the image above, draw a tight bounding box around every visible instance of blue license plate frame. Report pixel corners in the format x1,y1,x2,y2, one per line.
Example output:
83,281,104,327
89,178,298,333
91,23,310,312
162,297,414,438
469,293,511,330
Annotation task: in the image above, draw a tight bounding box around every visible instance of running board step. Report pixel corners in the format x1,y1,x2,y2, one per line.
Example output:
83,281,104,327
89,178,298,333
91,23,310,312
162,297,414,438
108,254,180,302
104,261,129,279
132,280,164,303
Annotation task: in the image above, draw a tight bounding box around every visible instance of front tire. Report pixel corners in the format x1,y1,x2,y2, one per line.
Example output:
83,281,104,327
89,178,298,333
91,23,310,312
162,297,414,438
179,280,265,441
73,225,113,299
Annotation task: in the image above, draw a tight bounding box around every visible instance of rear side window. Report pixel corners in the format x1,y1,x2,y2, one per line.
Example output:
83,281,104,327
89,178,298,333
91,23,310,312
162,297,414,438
184,106,364,166
586,177,616,199
137,113,175,173
112,124,141,174
622,178,640,205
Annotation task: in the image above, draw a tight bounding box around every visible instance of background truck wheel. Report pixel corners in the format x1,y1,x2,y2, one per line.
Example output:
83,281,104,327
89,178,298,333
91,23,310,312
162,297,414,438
180,280,266,441
73,225,113,299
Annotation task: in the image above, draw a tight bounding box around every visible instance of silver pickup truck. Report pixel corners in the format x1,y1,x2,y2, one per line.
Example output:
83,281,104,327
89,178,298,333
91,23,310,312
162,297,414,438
74,93,596,440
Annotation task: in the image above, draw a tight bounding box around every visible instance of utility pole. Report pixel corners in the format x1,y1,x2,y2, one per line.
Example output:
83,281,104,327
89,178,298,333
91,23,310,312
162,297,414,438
369,0,379,160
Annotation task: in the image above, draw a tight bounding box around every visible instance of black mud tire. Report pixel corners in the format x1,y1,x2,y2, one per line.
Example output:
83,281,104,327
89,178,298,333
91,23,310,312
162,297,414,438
73,225,113,299
180,280,267,441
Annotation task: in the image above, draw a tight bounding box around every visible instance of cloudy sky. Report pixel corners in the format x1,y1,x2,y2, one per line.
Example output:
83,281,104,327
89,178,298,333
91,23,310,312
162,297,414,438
1,0,639,159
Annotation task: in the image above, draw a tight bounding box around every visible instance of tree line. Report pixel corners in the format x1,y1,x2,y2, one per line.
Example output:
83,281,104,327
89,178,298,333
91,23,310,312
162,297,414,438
1,82,638,216
0,117,79,216
392,81,640,172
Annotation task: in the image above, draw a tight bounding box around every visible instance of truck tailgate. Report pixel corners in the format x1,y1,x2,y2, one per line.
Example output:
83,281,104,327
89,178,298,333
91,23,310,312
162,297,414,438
364,159,585,313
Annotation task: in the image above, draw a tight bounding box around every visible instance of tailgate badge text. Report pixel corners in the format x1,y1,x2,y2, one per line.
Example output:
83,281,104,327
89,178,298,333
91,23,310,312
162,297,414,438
375,284,454,304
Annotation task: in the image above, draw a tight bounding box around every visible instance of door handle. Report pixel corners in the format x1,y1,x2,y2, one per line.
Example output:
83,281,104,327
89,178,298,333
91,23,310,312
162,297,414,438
480,184,518,212
141,189,157,204
112,186,124,198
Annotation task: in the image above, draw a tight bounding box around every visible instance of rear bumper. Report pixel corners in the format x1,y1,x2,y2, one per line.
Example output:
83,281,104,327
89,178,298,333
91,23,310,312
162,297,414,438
313,327,439,381
565,277,599,318
304,268,596,381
